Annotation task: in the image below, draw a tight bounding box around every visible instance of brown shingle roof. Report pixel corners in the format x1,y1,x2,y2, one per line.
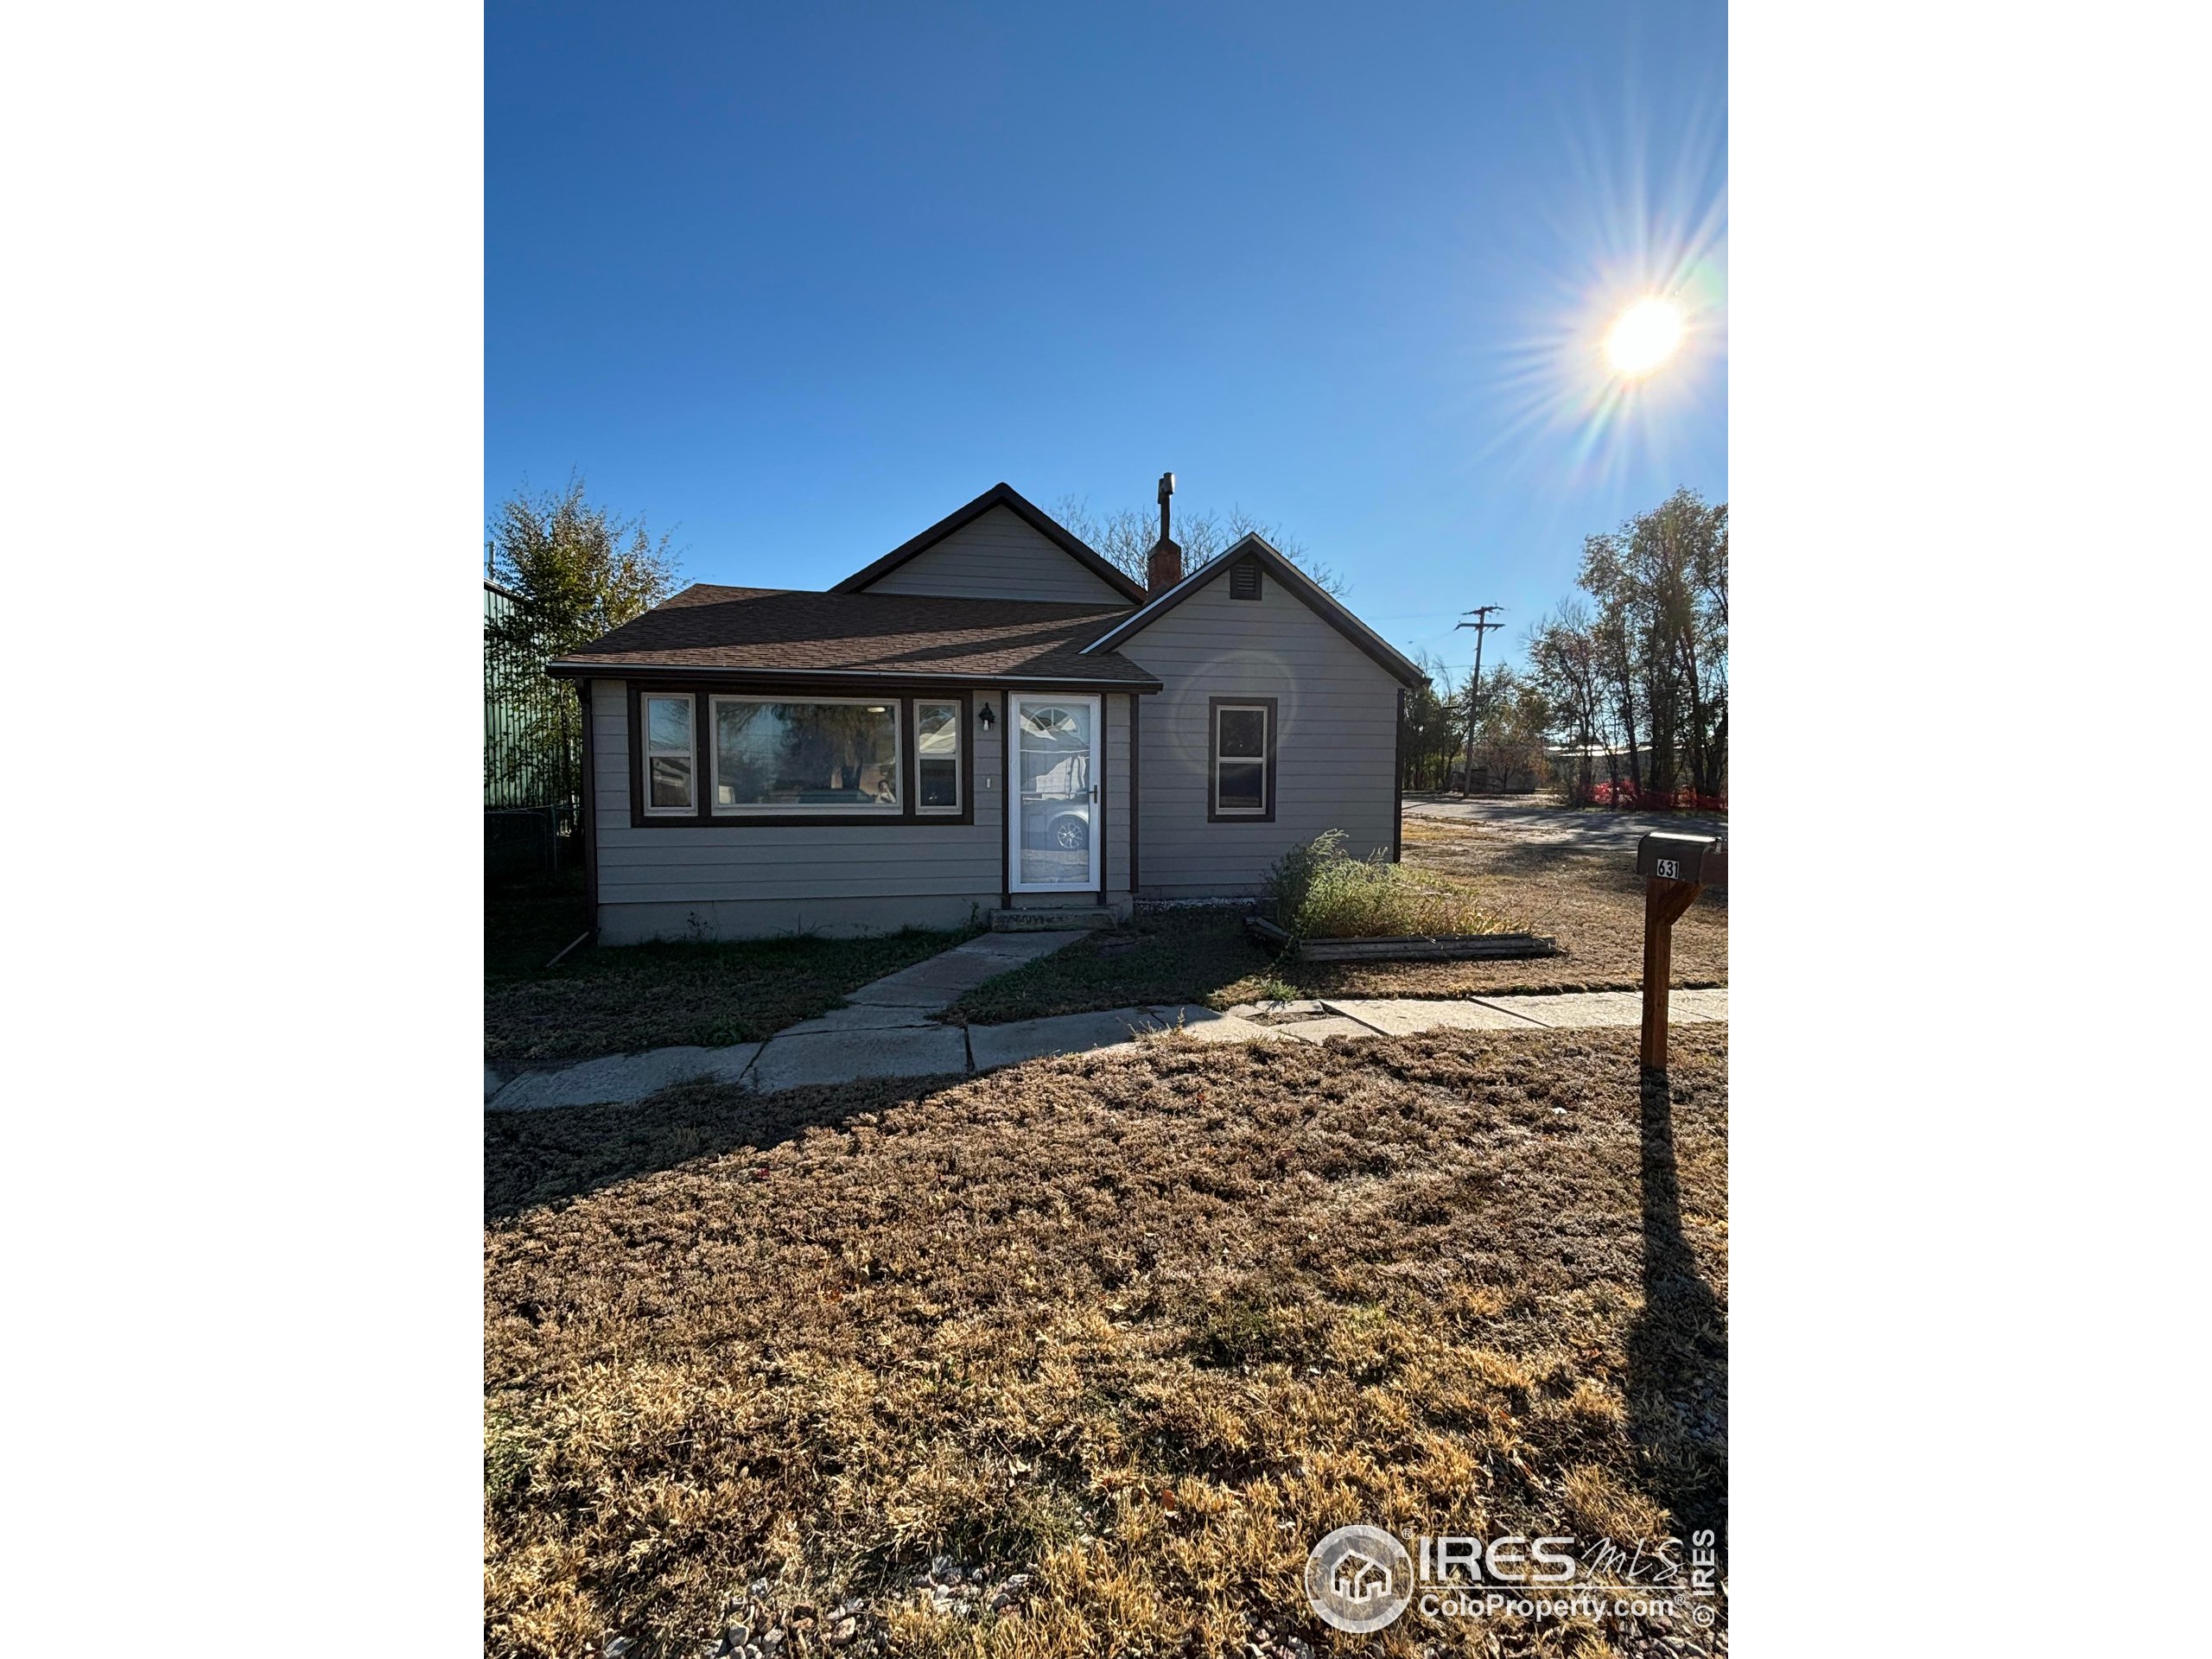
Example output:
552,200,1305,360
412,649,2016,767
547,585,1160,688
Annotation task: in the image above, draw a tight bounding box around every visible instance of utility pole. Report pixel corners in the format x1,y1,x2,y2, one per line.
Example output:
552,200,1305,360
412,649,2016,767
1453,605,1504,796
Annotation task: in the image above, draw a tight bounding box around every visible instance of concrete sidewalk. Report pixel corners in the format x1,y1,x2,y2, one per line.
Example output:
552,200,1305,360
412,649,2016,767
485,929,1090,1111
486,950,1726,1112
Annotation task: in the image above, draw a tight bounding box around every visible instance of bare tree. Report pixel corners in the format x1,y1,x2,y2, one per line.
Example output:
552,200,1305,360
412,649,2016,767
1400,648,1468,791
1587,595,1644,801
1527,601,1607,806
1052,493,1349,596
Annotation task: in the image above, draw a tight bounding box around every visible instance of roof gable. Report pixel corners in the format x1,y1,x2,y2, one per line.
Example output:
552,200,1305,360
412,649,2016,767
832,483,1147,605
1082,534,1426,688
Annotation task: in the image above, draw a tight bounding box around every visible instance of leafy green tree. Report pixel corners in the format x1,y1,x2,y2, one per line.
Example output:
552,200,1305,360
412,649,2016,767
484,476,683,804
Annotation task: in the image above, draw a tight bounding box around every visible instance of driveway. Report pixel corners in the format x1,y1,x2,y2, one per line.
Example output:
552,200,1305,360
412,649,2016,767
1402,792,1726,854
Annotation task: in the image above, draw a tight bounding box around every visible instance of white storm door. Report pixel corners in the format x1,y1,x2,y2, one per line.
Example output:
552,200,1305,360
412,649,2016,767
1009,695,1102,893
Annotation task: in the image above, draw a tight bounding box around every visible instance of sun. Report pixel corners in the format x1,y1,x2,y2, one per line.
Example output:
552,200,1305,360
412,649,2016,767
1605,296,1685,377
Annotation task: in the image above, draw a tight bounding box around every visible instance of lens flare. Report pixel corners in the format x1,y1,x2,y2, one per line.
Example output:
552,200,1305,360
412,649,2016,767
1605,297,1684,377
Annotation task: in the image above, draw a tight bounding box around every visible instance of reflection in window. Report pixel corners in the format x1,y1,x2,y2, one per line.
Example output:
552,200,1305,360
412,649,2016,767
1213,703,1270,816
642,694,695,813
917,701,961,812
709,698,901,812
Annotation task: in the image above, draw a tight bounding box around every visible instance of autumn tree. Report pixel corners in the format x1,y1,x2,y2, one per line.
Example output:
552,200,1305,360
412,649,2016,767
1467,666,1550,792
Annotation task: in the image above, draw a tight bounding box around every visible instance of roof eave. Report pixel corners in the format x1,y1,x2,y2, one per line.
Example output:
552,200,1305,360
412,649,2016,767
546,658,1162,691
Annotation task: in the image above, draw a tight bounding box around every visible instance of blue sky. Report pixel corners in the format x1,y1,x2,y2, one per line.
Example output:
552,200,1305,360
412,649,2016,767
488,0,1726,678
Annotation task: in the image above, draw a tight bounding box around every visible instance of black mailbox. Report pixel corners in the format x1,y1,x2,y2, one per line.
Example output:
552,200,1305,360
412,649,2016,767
1637,832,1726,889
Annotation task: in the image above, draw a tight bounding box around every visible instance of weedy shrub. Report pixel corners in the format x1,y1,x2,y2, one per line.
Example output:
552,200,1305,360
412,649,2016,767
1262,829,1516,939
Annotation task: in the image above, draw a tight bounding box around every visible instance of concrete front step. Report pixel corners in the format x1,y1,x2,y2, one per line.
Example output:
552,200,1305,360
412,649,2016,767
988,907,1119,932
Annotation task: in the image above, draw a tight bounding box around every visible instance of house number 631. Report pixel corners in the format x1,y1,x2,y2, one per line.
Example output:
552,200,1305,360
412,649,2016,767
1655,858,1681,880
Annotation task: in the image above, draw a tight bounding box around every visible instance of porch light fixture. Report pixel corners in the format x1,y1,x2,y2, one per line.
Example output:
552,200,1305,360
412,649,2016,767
977,702,997,732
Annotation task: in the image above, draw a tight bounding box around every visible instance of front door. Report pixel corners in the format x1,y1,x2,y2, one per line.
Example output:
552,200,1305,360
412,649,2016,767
1009,695,1102,893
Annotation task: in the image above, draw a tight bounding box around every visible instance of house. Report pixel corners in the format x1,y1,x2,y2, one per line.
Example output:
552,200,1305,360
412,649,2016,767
547,481,1426,942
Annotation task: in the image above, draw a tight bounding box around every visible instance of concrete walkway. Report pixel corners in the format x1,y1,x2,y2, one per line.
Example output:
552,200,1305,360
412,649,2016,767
486,929,1726,1111
485,930,1089,1111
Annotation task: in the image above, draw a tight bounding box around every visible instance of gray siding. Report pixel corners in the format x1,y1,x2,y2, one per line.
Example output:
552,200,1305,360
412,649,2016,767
860,505,1128,603
1106,692,1133,906
589,680,1008,941
1118,578,1402,898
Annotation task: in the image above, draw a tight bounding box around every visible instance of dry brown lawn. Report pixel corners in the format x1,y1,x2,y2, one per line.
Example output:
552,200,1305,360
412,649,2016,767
1369,816,1728,995
486,1025,1727,1658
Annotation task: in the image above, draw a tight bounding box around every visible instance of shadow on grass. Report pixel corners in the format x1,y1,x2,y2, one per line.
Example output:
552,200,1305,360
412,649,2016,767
485,869,590,979
944,907,1284,1025
486,923,980,1065
1625,1065,1730,1564
485,1073,968,1223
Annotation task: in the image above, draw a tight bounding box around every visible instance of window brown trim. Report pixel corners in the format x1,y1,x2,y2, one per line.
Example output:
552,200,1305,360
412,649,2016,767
630,685,700,822
624,681,975,829
912,694,968,817
1206,696,1277,823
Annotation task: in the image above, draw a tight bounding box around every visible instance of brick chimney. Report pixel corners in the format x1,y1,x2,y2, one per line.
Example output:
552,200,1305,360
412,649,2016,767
1146,470,1182,594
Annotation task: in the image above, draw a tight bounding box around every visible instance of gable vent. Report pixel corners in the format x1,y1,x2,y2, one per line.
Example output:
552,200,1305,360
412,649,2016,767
1230,556,1262,601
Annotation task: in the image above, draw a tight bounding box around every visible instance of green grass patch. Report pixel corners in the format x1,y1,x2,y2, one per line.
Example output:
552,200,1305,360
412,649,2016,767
486,880,977,1065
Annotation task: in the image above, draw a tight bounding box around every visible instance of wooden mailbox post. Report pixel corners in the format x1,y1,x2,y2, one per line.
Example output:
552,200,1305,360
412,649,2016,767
1637,831,1727,1070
